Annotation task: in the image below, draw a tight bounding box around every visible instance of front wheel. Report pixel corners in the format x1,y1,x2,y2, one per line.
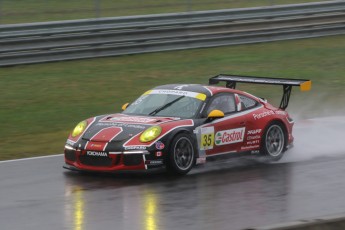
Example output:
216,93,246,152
260,122,286,161
166,133,196,175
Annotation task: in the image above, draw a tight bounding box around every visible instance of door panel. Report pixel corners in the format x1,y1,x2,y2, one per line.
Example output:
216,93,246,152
202,93,246,156
205,115,246,156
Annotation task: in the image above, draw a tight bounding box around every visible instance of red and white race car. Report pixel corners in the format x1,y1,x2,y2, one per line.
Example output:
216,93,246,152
64,74,311,175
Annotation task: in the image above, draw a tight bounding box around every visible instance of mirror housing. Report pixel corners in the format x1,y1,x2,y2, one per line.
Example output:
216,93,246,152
207,110,224,119
122,103,129,111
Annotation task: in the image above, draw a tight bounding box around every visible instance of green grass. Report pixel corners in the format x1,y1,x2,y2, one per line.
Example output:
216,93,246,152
0,35,344,160
0,0,329,24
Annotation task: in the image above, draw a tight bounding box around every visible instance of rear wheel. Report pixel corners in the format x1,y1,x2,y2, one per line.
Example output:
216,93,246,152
261,122,286,161
166,133,195,175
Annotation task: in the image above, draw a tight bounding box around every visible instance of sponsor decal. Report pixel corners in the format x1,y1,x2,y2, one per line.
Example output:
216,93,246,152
155,141,165,150
145,160,163,165
247,140,260,145
154,89,189,96
146,89,206,101
86,151,108,157
215,128,245,146
96,122,146,129
251,150,260,154
196,157,206,164
247,129,261,135
155,151,163,157
124,146,147,150
231,78,299,85
247,129,261,141
110,117,156,123
253,111,275,120
200,126,214,150
90,143,102,148
247,135,261,140
241,145,260,150
174,85,189,90
253,110,286,120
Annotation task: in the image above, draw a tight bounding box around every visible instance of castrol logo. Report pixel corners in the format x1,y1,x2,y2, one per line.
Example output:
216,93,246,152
215,128,245,146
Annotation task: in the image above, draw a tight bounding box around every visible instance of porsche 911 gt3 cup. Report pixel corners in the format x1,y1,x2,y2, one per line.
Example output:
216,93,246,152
64,74,311,175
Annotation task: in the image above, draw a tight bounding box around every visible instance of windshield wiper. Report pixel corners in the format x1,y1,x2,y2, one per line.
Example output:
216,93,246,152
149,96,185,116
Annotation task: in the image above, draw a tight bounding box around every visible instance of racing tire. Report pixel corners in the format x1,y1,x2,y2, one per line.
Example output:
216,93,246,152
166,133,196,175
260,122,286,162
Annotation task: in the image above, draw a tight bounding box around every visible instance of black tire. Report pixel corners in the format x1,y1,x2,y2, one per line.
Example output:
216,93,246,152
260,122,286,161
166,133,196,175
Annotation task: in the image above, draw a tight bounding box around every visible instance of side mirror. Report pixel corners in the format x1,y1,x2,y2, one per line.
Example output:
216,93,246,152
122,103,129,111
207,110,224,119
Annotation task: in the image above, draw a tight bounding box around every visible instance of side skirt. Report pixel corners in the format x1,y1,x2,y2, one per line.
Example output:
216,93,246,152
196,150,260,165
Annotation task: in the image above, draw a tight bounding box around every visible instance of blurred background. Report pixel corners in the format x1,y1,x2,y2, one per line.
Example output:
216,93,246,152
0,0,330,24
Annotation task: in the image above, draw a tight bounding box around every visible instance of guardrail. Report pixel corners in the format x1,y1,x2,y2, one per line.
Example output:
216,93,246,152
0,1,345,67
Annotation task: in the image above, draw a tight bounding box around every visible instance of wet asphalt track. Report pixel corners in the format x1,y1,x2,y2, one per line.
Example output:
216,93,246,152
1,117,345,230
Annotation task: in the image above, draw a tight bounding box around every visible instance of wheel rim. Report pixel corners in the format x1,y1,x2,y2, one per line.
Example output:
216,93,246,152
265,125,284,157
173,137,194,170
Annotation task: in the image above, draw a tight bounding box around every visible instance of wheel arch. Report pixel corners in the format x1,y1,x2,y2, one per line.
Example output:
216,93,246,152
165,130,197,175
164,128,199,158
262,119,289,150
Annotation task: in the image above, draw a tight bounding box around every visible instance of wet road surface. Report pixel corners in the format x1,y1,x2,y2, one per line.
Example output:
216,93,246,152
1,117,345,230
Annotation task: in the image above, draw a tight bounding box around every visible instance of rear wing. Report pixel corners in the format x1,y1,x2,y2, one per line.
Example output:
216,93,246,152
209,74,311,110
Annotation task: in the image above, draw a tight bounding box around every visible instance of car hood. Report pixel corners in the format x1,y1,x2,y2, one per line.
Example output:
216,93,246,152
82,113,181,142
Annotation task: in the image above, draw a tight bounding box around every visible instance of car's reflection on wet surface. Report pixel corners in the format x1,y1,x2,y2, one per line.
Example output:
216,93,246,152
63,159,293,230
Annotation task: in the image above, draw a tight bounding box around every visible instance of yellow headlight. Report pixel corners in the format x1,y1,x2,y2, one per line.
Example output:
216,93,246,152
139,126,162,143
71,120,88,138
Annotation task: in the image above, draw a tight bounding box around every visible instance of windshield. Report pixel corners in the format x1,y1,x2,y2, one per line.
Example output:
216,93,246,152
123,93,204,118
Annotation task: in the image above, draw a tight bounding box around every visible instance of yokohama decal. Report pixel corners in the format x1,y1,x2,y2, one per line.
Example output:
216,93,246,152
86,151,108,157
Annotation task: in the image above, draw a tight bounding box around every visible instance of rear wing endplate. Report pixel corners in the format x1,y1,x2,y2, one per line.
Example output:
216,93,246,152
209,74,311,110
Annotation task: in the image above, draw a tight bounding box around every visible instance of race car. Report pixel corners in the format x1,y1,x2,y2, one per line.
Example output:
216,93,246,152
63,74,311,175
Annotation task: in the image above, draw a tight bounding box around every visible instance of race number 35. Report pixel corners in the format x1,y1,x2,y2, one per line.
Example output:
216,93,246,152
200,127,214,150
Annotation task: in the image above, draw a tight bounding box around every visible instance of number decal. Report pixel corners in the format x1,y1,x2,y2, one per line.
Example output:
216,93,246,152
200,127,214,150
202,134,212,146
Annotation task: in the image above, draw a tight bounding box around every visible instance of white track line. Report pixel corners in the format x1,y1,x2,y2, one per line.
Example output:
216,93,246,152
0,154,63,164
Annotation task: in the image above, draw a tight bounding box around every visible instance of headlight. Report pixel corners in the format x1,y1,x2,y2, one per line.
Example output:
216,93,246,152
71,120,88,138
139,126,162,143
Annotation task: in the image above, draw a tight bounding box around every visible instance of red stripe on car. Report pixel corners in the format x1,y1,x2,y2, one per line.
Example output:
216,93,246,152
89,127,123,142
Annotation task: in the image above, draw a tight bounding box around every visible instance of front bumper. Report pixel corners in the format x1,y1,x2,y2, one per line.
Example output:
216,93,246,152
64,146,164,172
